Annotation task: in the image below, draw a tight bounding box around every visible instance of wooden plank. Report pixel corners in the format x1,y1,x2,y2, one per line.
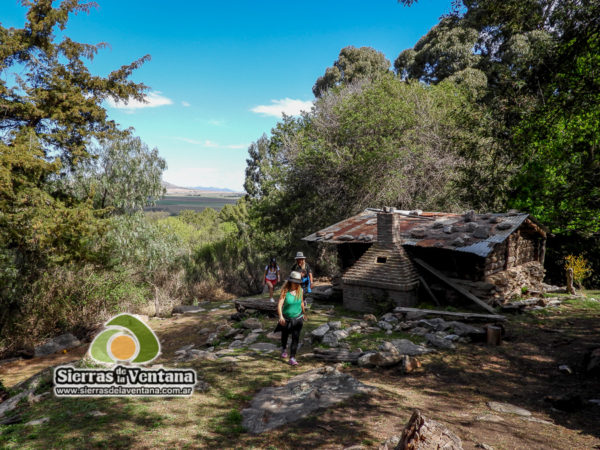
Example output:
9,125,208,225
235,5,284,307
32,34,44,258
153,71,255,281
413,258,497,314
418,276,440,307
393,306,506,322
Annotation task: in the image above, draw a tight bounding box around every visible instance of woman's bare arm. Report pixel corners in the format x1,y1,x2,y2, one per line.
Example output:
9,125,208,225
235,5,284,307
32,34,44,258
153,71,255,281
278,292,286,324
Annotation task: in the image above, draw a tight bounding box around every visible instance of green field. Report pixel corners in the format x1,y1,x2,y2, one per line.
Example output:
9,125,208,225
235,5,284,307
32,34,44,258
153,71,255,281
144,194,241,215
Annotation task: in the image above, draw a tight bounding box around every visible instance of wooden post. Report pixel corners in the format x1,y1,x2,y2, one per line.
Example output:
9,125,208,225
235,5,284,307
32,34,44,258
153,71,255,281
486,325,502,346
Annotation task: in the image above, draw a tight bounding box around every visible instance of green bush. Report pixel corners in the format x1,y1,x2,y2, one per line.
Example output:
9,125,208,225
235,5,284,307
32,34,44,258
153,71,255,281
0,264,148,354
100,212,184,275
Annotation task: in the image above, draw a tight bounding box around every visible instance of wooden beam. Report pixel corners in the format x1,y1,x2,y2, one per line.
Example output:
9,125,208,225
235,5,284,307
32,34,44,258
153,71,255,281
418,276,440,306
393,306,506,322
412,258,497,314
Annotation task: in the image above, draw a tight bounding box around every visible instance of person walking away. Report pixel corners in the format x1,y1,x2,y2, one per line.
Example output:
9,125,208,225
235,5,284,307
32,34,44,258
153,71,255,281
292,251,313,304
275,271,306,366
264,257,280,302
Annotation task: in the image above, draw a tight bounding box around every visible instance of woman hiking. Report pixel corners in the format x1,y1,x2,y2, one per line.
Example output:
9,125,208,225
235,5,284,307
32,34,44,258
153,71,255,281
291,251,313,295
275,271,306,366
263,257,280,302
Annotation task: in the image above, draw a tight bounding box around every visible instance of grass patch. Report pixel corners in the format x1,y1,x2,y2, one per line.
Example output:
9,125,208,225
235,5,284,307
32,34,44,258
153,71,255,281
563,298,600,310
583,289,600,298
344,330,423,351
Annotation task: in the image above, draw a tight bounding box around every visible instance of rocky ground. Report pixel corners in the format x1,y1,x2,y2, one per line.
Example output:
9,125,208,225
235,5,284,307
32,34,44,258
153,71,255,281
0,291,599,449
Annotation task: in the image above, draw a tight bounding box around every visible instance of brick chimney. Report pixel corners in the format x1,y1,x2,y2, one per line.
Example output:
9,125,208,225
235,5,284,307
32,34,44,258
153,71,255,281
377,207,402,246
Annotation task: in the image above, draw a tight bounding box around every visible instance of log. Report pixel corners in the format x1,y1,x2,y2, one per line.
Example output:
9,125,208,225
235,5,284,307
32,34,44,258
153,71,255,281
397,409,463,449
234,298,278,315
486,326,502,346
413,259,496,314
312,348,362,363
393,307,506,322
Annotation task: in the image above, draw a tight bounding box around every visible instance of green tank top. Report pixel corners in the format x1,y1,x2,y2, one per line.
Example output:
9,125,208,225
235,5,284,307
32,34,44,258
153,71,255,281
282,290,303,319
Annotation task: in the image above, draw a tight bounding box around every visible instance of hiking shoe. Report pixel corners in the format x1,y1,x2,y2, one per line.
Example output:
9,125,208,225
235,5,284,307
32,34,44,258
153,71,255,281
281,351,288,359
289,357,298,366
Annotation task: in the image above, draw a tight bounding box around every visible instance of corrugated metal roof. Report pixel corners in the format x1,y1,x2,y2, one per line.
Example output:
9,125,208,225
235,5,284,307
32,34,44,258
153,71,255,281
302,209,540,258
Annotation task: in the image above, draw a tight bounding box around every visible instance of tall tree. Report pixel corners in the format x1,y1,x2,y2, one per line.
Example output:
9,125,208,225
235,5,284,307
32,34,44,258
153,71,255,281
0,0,150,259
0,0,150,332
509,13,600,233
312,46,390,97
247,76,484,246
393,0,597,215
65,132,167,214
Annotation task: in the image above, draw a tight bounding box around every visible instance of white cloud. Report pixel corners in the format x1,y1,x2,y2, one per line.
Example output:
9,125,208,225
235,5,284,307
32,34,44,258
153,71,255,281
173,137,247,149
107,91,173,111
251,98,313,118
181,101,191,107
207,119,225,126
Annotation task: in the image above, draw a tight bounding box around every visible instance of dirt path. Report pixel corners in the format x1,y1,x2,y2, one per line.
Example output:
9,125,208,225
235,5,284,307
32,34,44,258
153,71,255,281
1,299,599,449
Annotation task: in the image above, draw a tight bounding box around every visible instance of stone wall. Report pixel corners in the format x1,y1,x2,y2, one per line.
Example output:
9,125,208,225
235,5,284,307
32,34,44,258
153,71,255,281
485,261,545,302
343,284,418,312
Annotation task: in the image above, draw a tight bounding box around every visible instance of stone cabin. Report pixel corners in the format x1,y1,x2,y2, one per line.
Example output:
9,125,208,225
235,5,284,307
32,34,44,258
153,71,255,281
302,208,547,312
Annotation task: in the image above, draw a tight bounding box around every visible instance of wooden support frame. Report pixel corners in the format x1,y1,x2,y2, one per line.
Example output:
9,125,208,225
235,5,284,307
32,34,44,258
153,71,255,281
413,258,497,314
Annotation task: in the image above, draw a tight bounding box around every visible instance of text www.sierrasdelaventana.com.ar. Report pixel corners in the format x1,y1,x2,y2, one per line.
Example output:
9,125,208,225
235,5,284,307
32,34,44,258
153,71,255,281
53,365,197,397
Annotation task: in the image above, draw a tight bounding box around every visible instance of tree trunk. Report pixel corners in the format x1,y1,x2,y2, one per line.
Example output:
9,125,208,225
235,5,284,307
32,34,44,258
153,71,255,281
566,268,576,295
397,410,463,450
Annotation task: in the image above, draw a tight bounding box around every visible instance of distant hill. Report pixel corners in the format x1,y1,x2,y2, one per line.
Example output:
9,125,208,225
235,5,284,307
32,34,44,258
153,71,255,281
161,181,242,195
188,186,236,193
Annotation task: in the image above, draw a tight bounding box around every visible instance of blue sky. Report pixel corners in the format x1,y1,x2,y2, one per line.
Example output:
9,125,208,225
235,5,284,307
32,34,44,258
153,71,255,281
2,0,452,191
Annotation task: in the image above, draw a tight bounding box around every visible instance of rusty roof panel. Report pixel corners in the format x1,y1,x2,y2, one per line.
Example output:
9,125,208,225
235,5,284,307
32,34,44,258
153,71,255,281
303,209,536,258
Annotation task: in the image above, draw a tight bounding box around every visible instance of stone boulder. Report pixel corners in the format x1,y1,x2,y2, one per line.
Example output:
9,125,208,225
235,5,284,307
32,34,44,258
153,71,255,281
321,332,339,347
487,401,531,417
333,329,349,340
241,366,375,434
187,349,217,361
311,324,330,340
363,314,377,324
425,333,456,350
377,321,393,331
358,351,402,368
248,342,278,353
446,321,485,339
172,305,205,314
390,339,434,356
328,321,342,330
417,318,449,332
34,333,81,357
241,318,262,329
380,313,399,324
243,333,260,345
